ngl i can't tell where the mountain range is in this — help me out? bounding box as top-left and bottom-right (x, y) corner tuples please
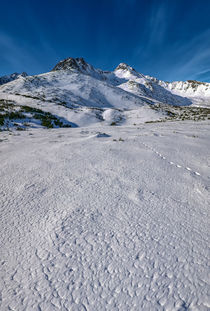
(0, 57), (210, 130)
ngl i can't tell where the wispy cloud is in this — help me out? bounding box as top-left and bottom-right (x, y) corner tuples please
(147, 2), (167, 47)
(133, 2), (210, 82)
(0, 29), (59, 75)
(0, 32), (34, 70)
(166, 29), (210, 81)
(195, 69), (210, 81)
(0, 1), (59, 76)
(133, 1), (171, 60)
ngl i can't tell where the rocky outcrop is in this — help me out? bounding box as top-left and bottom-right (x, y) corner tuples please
(0, 72), (27, 85)
(52, 57), (92, 72)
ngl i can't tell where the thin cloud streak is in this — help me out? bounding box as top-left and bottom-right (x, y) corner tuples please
(166, 29), (210, 81)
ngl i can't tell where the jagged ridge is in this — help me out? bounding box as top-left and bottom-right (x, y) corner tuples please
(0, 72), (27, 86)
(1, 57), (210, 108)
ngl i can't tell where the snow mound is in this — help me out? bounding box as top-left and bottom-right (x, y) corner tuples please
(102, 109), (123, 124)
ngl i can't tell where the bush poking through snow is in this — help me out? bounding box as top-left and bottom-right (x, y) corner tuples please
(0, 100), (72, 130)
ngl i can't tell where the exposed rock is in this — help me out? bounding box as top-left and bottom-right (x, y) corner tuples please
(115, 63), (137, 72)
(52, 57), (91, 72)
(0, 72), (27, 85)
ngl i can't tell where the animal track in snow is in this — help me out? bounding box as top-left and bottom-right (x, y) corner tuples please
(141, 142), (201, 177)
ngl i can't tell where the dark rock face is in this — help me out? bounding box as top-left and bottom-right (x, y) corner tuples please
(52, 57), (89, 72)
(115, 63), (136, 72)
(187, 80), (206, 88)
(0, 72), (27, 86)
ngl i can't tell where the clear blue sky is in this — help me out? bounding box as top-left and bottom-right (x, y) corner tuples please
(1, 0), (210, 82)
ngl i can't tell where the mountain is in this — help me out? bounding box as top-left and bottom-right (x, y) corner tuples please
(0, 72), (28, 86)
(145, 75), (210, 107)
(0, 57), (209, 130)
(52, 58), (210, 106)
(1, 57), (210, 107)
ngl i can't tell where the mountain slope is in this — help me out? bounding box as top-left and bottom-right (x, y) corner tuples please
(0, 70), (145, 109)
(145, 75), (210, 107)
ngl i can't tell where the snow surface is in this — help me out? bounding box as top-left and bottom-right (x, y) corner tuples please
(0, 92), (164, 128)
(0, 121), (210, 310)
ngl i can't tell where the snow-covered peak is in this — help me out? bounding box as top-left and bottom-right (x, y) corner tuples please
(115, 63), (136, 73)
(51, 57), (107, 81)
(114, 63), (146, 82)
(0, 72), (27, 85)
(52, 57), (94, 73)
(144, 75), (210, 106)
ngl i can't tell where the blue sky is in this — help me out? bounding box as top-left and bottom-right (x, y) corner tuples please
(1, 0), (210, 82)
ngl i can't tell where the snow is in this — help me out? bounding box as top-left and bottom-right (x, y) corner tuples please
(0, 70), (146, 110)
(0, 57), (210, 310)
(145, 76), (210, 107)
(0, 92), (166, 128)
(0, 121), (210, 310)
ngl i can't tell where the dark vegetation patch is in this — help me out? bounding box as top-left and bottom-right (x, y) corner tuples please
(149, 103), (210, 123)
(0, 99), (72, 130)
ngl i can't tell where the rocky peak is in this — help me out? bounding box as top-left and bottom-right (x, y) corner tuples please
(52, 57), (92, 72)
(0, 72), (28, 86)
(115, 63), (136, 73)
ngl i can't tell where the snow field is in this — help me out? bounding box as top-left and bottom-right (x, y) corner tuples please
(0, 121), (210, 310)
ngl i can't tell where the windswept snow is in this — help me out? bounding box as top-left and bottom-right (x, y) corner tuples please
(0, 57), (210, 310)
(0, 121), (210, 310)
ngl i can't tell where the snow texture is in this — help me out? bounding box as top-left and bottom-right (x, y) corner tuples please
(0, 121), (210, 310)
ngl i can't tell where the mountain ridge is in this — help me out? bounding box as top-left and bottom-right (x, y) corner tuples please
(0, 72), (28, 86)
(1, 57), (210, 108)
(0, 57), (210, 130)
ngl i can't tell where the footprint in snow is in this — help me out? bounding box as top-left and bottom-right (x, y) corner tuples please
(142, 142), (201, 177)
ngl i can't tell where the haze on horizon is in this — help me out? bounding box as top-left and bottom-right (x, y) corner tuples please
(0, 0), (210, 82)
